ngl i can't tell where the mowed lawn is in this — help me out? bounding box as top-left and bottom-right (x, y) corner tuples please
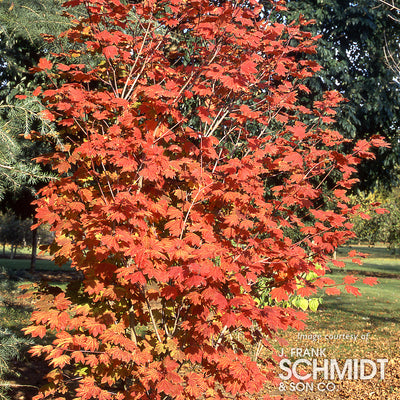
(0, 244), (399, 399)
(272, 244), (400, 399)
(0, 257), (72, 272)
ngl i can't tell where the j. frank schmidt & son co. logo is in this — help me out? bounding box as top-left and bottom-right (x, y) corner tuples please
(277, 332), (388, 393)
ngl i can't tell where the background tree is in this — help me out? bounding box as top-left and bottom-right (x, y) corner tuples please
(262, 0), (400, 189)
(381, 0), (400, 77)
(351, 186), (400, 251)
(0, 212), (32, 258)
(0, 0), (69, 100)
(0, 0), (71, 269)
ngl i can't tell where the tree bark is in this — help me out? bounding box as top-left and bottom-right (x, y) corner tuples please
(10, 244), (15, 259)
(30, 219), (38, 274)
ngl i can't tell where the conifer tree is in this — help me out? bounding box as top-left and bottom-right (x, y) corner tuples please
(0, 0), (68, 198)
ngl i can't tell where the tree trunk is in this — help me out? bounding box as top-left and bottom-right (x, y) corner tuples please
(30, 222), (38, 274)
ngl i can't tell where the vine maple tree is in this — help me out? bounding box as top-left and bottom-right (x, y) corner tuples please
(23, 0), (386, 399)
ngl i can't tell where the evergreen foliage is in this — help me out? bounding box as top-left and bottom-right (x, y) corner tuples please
(0, 97), (56, 199)
(0, 0), (67, 100)
(0, 328), (32, 400)
(0, 270), (33, 400)
(0, 0), (69, 198)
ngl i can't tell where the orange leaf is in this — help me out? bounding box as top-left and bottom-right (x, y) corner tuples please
(343, 275), (358, 285)
(325, 287), (341, 296)
(363, 277), (378, 286)
(54, 293), (71, 311)
(270, 287), (288, 302)
(345, 285), (361, 296)
(50, 354), (71, 368)
(103, 45), (118, 59)
(33, 86), (42, 96)
(23, 325), (47, 339)
(240, 59), (258, 75)
(375, 208), (389, 214)
(38, 58), (53, 70)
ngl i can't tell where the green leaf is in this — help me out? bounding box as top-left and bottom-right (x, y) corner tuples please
(309, 298), (320, 312)
(298, 298), (309, 311)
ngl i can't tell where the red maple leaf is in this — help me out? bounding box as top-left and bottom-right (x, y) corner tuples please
(270, 287), (289, 302)
(343, 275), (358, 285)
(103, 45), (118, 59)
(240, 59), (258, 75)
(325, 287), (341, 296)
(363, 277), (379, 286)
(345, 285), (361, 296)
(38, 58), (53, 70)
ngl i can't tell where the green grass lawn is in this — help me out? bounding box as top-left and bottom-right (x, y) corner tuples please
(0, 245), (72, 272)
(303, 273), (400, 354)
(289, 245), (400, 353)
(273, 244), (400, 398)
(336, 243), (400, 275)
(0, 257), (71, 272)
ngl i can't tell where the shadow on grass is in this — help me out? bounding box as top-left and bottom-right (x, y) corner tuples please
(331, 266), (400, 278)
(338, 244), (400, 259)
(0, 256), (72, 272)
(314, 297), (400, 331)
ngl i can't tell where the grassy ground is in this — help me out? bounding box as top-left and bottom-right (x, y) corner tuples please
(0, 257), (71, 272)
(270, 244), (400, 399)
(336, 243), (400, 276)
(0, 244), (399, 399)
(0, 245), (71, 272)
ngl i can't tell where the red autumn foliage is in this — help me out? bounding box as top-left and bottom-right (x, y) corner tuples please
(24, 0), (383, 399)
